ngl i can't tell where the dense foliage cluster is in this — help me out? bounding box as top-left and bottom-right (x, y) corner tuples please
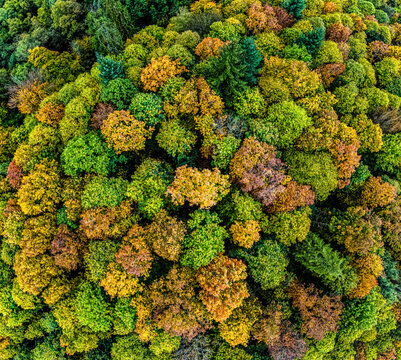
(2, 0), (401, 359)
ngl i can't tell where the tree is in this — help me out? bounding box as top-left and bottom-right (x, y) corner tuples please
(146, 209), (186, 261)
(101, 110), (152, 154)
(283, 0), (306, 20)
(285, 150), (338, 201)
(262, 207), (311, 246)
(195, 37), (226, 60)
(129, 93), (165, 127)
(180, 210), (228, 269)
(245, 239), (289, 290)
(79, 200), (135, 240)
(197, 254), (249, 322)
(51, 224), (85, 272)
(81, 176), (128, 209)
(289, 280), (343, 340)
(74, 281), (112, 333)
(294, 233), (358, 295)
(201, 41), (247, 107)
(141, 55), (185, 92)
(97, 54), (125, 84)
(147, 266), (212, 339)
(100, 78), (137, 110)
(8, 80), (47, 115)
(17, 159), (61, 216)
(126, 159), (173, 219)
(51, 0), (84, 40)
(61, 131), (119, 177)
(20, 213), (56, 257)
(156, 119), (197, 159)
(28, 46), (83, 85)
(230, 137), (314, 210)
(100, 262), (143, 299)
(115, 224), (153, 277)
(13, 251), (61, 296)
(241, 37), (262, 86)
(230, 220), (261, 249)
(265, 101), (312, 148)
(218, 299), (261, 347)
(167, 165), (230, 209)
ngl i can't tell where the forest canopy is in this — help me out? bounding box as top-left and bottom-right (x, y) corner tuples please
(1, 0), (401, 359)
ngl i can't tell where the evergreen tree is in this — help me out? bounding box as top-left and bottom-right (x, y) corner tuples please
(241, 37), (262, 86)
(97, 54), (125, 84)
(201, 41), (247, 107)
(294, 233), (358, 295)
(297, 27), (325, 55)
(283, 0), (306, 20)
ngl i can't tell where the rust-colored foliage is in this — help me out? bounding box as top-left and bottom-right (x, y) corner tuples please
(148, 266), (212, 339)
(230, 220), (261, 248)
(90, 103), (115, 129)
(166, 165), (230, 209)
(266, 321), (307, 360)
(141, 55), (185, 92)
(349, 253), (384, 299)
(367, 41), (390, 62)
(327, 23), (351, 43)
(323, 2), (337, 13)
(196, 254), (249, 322)
(273, 6), (295, 29)
(7, 160), (25, 189)
(115, 224), (153, 277)
(101, 110), (153, 154)
(8, 80), (47, 114)
(371, 107), (401, 134)
(230, 137), (286, 206)
(51, 224), (85, 271)
(267, 180), (315, 213)
(36, 101), (65, 127)
(316, 63), (346, 88)
(252, 305), (283, 346)
(288, 280), (343, 340)
(195, 37), (227, 60)
(79, 199), (134, 239)
(21, 213), (57, 257)
(230, 137), (314, 210)
(146, 209), (186, 261)
(246, 3), (281, 34)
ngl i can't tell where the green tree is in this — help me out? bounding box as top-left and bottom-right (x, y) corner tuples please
(283, 0), (306, 20)
(285, 150), (338, 201)
(245, 239), (289, 290)
(97, 54), (125, 84)
(181, 210), (228, 269)
(100, 78), (137, 110)
(81, 176), (128, 209)
(74, 281), (112, 333)
(265, 101), (312, 148)
(126, 159), (173, 219)
(60, 131), (120, 177)
(294, 233), (358, 295)
(129, 93), (165, 127)
(241, 37), (262, 86)
(201, 41), (247, 107)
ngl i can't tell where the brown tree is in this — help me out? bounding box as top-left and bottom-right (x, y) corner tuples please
(288, 280), (343, 340)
